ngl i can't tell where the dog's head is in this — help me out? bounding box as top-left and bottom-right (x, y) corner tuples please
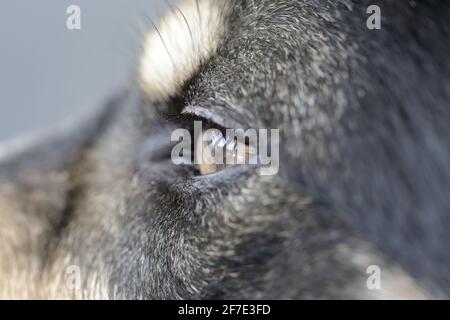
(1, 0), (450, 299)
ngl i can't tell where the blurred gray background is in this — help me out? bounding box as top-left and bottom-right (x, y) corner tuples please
(0, 0), (169, 140)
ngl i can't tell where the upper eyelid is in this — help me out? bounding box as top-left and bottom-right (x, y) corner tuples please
(162, 112), (228, 134)
(182, 105), (252, 130)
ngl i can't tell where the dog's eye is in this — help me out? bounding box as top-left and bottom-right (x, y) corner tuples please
(195, 128), (253, 176)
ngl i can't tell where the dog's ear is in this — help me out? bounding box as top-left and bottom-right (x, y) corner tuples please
(0, 93), (122, 299)
(0, 93), (119, 238)
(0, 93), (124, 180)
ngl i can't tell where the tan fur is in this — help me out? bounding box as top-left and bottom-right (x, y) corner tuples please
(0, 172), (67, 299)
(0, 169), (115, 299)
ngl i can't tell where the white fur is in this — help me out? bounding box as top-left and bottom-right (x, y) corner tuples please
(139, 0), (226, 101)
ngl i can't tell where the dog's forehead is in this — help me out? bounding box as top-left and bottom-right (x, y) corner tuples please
(138, 0), (326, 115)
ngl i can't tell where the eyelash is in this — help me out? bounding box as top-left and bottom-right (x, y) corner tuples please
(163, 111), (212, 129)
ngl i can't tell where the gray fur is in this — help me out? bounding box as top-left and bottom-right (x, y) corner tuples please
(0, 0), (449, 299)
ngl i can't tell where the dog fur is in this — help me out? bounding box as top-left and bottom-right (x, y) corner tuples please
(1, 0), (449, 299)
